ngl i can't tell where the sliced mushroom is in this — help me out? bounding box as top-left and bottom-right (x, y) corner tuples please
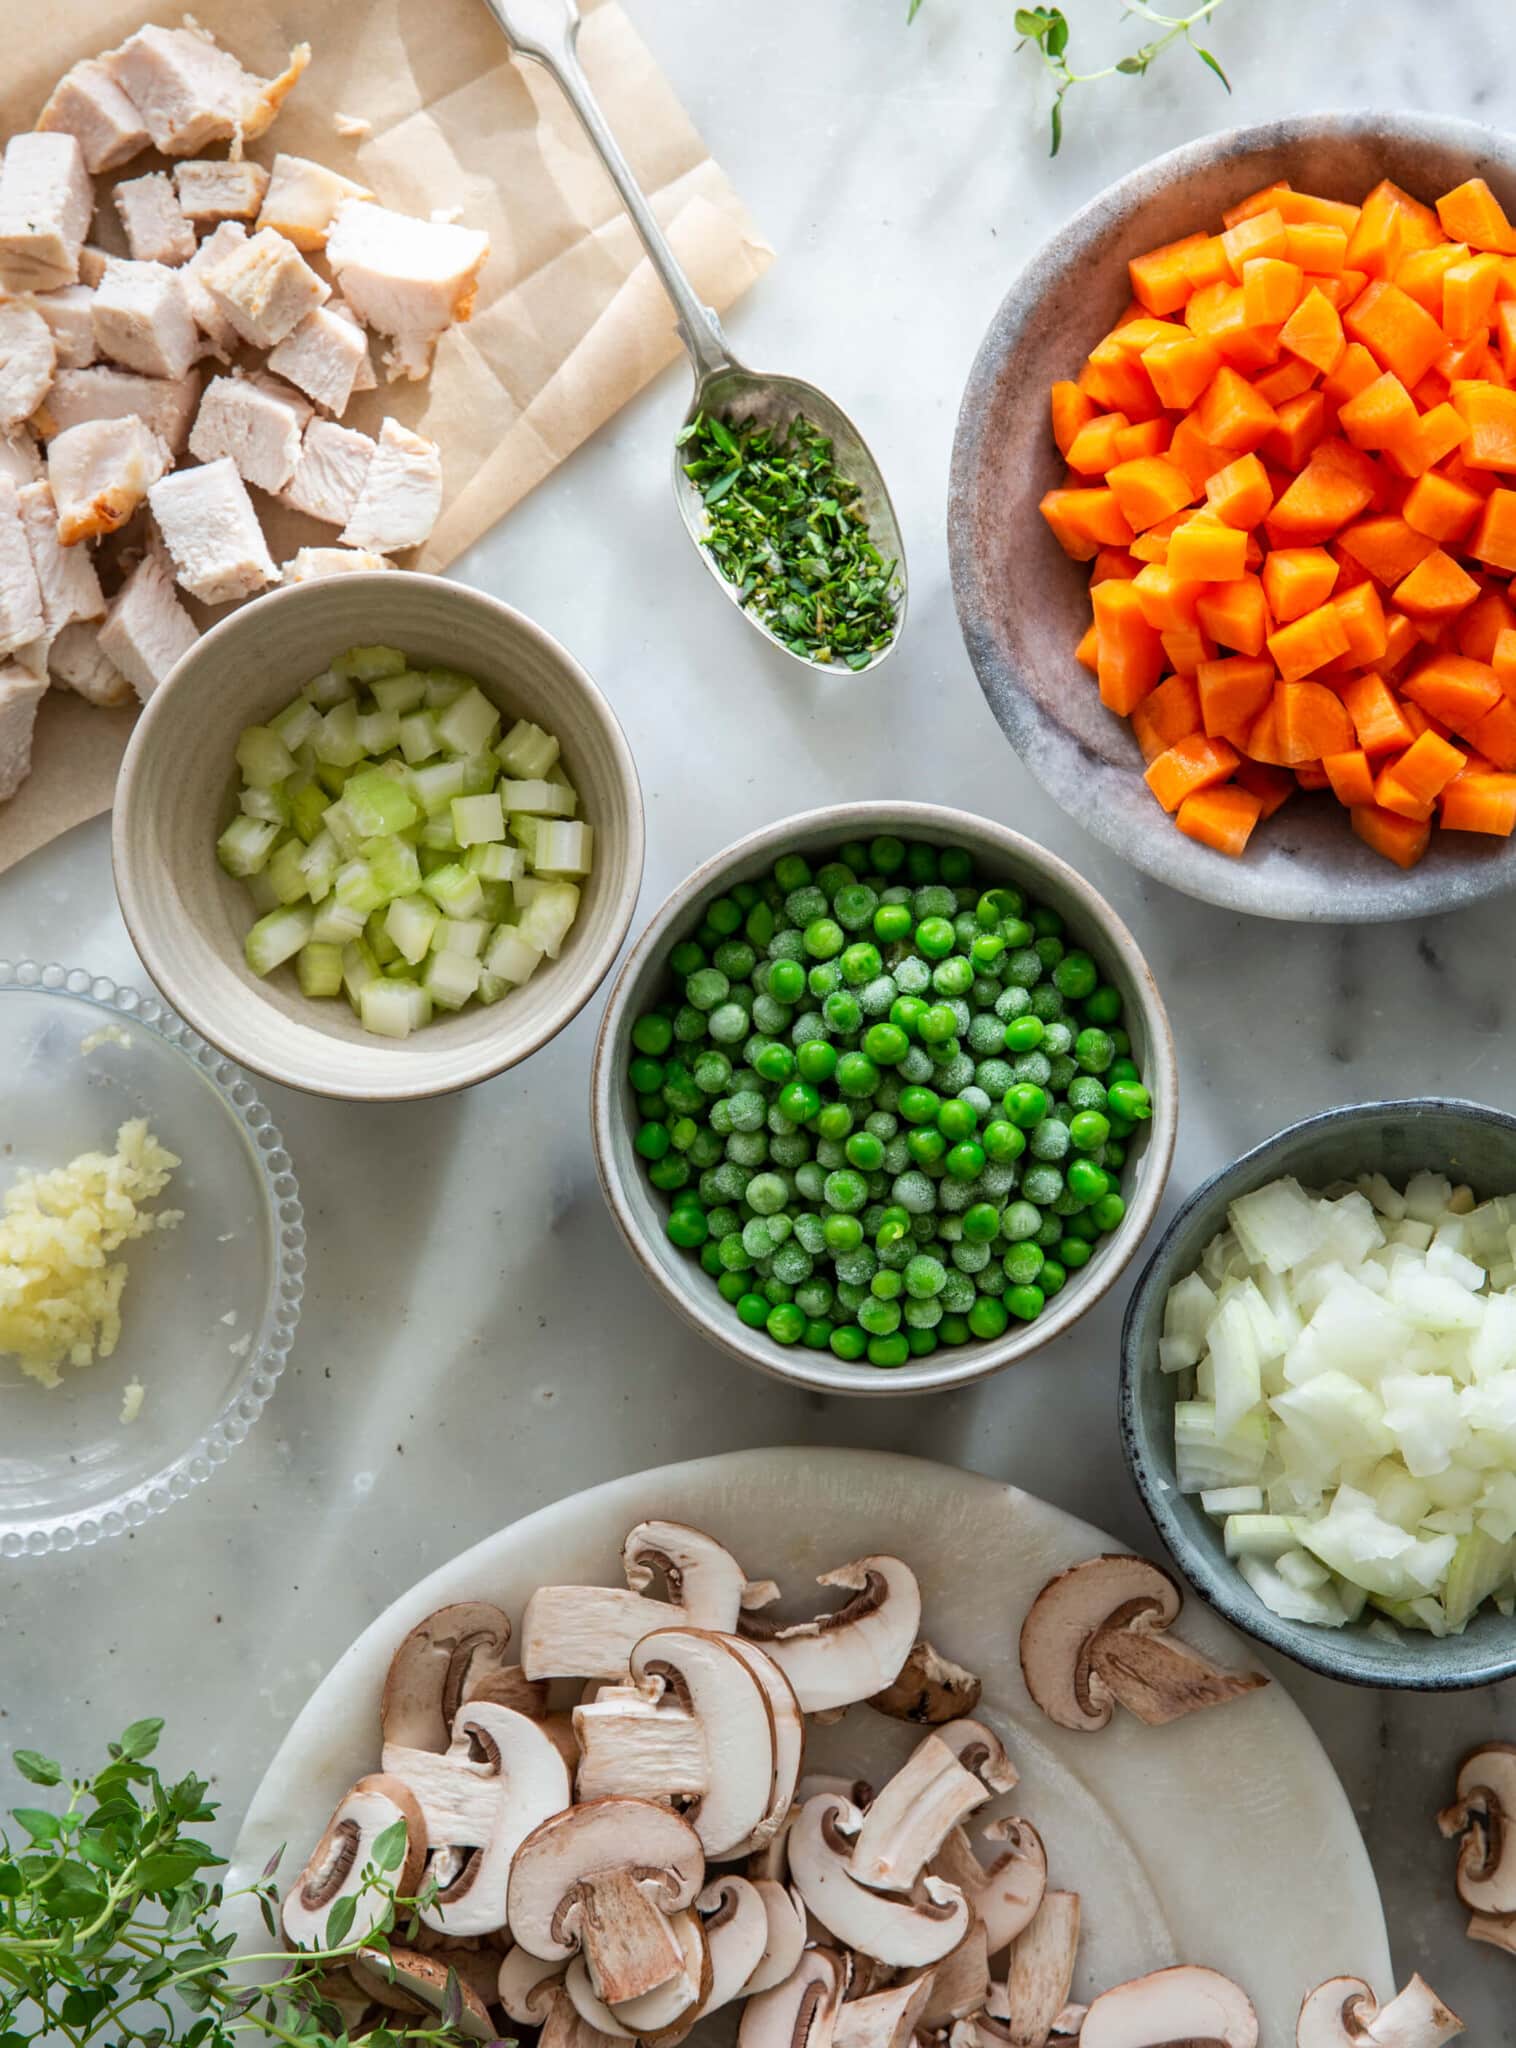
(740, 1557), (922, 1714)
(1019, 1557), (1266, 1733)
(918, 1921), (991, 2029)
(1078, 1966), (1257, 2048)
(380, 1602), (515, 1752)
(1436, 1742), (1516, 1916)
(726, 1632), (808, 1840)
(929, 1818), (1047, 1957)
(997, 1890), (1080, 2048)
(695, 1876), (772, 2015)
(1360, 1979), (1464, 2048)
(623, 1520), (777, 1628)
(539, 1980), (634, 2048)
(870, 1641), (983, 1725)
(348, 1947), (494, 2042)
(466, 1663), (551, 1719)
(744, 1879), (810, 1996)
(498, 1943), (569, 2023)
(1297, 1977), (1378, 2048)
(850, 1720), (1016, 1895)
(607, 1907), (711, 2043)
(282, 1773), (426, 1949)
(800, 1774), (877, 1808)
(788, 1793), (970, 1967)
(835, 1972), (937, 2048)
(507, 1796), (705, 2005)
(739, 1945), (850, 2048)
(1466, 1912), (1516, 1953)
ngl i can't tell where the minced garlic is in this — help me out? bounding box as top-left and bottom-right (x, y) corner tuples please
(0, 1120), (181, 1388)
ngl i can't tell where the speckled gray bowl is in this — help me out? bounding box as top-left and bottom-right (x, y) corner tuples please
(1122, 1099), (1516, 1688)
(950, 112), (1516, 924)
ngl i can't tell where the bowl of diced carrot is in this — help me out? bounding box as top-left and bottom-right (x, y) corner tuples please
(949, 112), (1516, 920)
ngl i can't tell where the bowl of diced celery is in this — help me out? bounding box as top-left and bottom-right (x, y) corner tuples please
(591, 802), (1177, 1395)
(113, 573), (644, 1101)
(1122, 1098), (1516, 1689)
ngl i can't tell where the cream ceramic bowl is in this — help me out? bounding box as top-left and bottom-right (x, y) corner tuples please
(113, 574), (644, 1101)
(591, 803), (1178, 1396)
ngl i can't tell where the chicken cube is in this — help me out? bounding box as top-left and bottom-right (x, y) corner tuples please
(0, 132), (93, 293)
(181, 222), (245, 359)
(256, 152), (373, 253)
(114, 172), (196, 266)
(36, 59), (150, 176)
(340, 418), (443, 553)
(35, 286), (97, 370)
(0, 304), (56, 429)
(18, 480), (104, 643)
(0, 662), (48, 797)
(326, 201), (489, 380)
(47, 415), (170, 544)
(48, 618), (131, 705)
(0, 479), (45, 658)
(282, 419), (374, 526)
(246, 370), (312, 430)
(92, 259), (199, 381)
(266, 303), (372, 415)
(103, 25), (308, 156)
(97, 548), (197, 703)
(189, 374), (304, 494)
(332, 301), (377, 393)
(149, 457), (276, 604)
(0, 431), (42, 488)
(173, 158), (269, 225)
(281, 545), (392, 584)
(202, 225), (327, 349)
(42, 366), (200, 456)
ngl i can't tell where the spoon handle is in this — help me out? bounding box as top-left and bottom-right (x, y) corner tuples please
(478, 0), (736, 385)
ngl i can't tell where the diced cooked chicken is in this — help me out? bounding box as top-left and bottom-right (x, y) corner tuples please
(181, 222), (245, 358)
(47, 415), (170, 544)
(202, 225), (327, 349)
(189, 374), (304, 493)
(35, 286), (97, 370)
(92, 259), (199, 380)
(36, 59), (150, 175)
(173, 158), (268, 225)
(0, 663), (48, 798)
(103, 25), (309, 157)
(281, 418), (373, 526)
(0, 431), (42, 488)
(332, 301), (377, 393)
(18, 480), (104, 644)
(148, 457), (275, 603)
(0, 304), (56, 429)
(245, 369), (312, 430)
(0, 479), (45, 657)
(256, 152), (373, 253)
(340, 417), (442, 552)
(281, 544), (392, 583)
(97, 547), (196, 702)
(41, 366), (200, 455)
(326, 201), (489, 380)
(0, 132), (93, 293)
(48, 618), (131, 705)
(266, 303), (372, 415)
(78, 245), (109, 288)
(114, 172), (195, 266)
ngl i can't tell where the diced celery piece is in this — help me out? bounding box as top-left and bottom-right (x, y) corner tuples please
(484, 924), (543, 987)
(358, 706), (402, 756)
(418, 814), (460, 852)
(266, 836), (311, 906)
(386, 893), (439, 965)
(530, 821), (593, 878)
(315, 758), (356, 799)
(334, 644), (407, 682)
(322, 798), (363, 859)
(315, 700), (365, 767)
(411, 759), (468, 815)
(236, 724), (297, 790)
(311, 898), (367, 944)
(518, 880), (579, 959)
(476, 969), (509, 1005)
(434, 916), (488, 959)
(302, 667), (354, 710)
(366, 909), (401, 967)
(341, 937), (380, 1010)
(334, 860), (387, 916)
(421, 862), (485, 919)
(464, 842), (523, 883)
(424, 948), (481, 1011)
(270, 695), (324, 752)
(245, 870), (280, 913)
(509, 815), (541, 864)
(424, 667), (472, 708)
(287, 776), (328, 843)
(546, 769), (578, 816)
(245, 904), (313, 977)
(500, 777), (575, 816)
(452, 792), (505, 846)
(477, 880), (515, 925)
(239, 784), (290, 826)
(360, 977), (431, 1038)
(361, 835), (422, 901)
(497, 717), (560, 780)
(435, 686), (501, 757)
(296, 941), (344, 998)
(217, 814), (280, 877)
(456, 751), (499, 797)
(340, 768), (420, 839)
(370, 670), (429, 715)
(297, 829), (341, 902)
(399, 710), (442, 765)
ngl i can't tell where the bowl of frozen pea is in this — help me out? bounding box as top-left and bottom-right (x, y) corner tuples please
(591, 803), (1178, 1394)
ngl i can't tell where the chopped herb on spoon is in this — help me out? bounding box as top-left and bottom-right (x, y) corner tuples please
(678, 412), (900, 670)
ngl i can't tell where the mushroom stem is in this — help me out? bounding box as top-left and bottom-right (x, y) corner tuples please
(1085, 1625), (1267, 1727)
(1000, 1891), (1080, 2048)
(1362, 1977), (1463, 2048)
(578, 1868), (689, 2006)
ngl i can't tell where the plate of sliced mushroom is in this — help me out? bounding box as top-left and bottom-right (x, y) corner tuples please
(227, 1448), (1405, 2048)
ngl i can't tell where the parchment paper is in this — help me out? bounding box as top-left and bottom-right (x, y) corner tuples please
(0, 0), (772, 875)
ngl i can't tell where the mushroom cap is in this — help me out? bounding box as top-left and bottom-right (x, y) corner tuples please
(788, 1793), (971, 1969)
(281, 1772), (426, 1950)
(744, 1879), (809, 1997)
(930, 1818), (1047, 1958)
(498, 1943), (569, 2023)
(868, 1641), (983, 1726)
(628, 1627), (780, 1859)
(1297, 1977), (1377, 2048)
(414, 1702), (574, 1938)
(507, 1796), (706, 1964)
(1443, 1743), (1516, 1916)
(696, 1876), (771, 2015)
(834, 1971), (937, 2048)
(380, 1602), (513, 1753)
(1018, 1557), (1181, 1733)
(623, 1521), (753, 1631)
(738, 1943), (849, 2048)
(740, 1556), (922, 1715)
(348, 1946), (495, 2042)
(1079, 1965), (1258, 2048)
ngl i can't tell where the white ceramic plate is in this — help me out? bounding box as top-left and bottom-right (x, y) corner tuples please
(228, 1449), (1391, 2043)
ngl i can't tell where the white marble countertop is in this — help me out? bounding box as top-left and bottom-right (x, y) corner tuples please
(3, 0), (1513, 2033)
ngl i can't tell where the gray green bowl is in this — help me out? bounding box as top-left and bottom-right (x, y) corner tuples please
(1121, 1099), (1516, 1689)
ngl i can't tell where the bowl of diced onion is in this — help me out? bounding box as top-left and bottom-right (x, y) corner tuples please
(1122, 1098), (1516, 1688)
(113, 573), (644, 1101)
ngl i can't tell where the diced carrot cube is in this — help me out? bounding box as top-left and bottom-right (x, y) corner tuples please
(1284, 222), (1349, 274)
(1492, 625), (1516, 691)
(1394, 548), (1483, 618)
(1444, 252), (1504, 340)
(1279, 286), (1346, 375)
(1245, 699), (1289, 765)
(1469, 486), (1516, 572)
(1091, 578), (1167, 713)
(1181, 235), (1232, 291)
(1223, 183), (1294, 229)
(1340, 668), (1416, 753)
(1496, 301), (1516, 380)
(1403, 470), (1484, 543)
(1051, 381), (1098, 458)
(1395, 402), (1471, 479)
(1322, 341), (1383, 409)
(1195, 574), (1269, 657)
(1131, 563), (1204, 633)
(1264, 390), (1329, 470)
(1066, 412), (1131, 475)
(1436, 178), (1516, 256)
(1186, 282), (1281, 372)
(1129, 232), (1208, 315)
(1144, 732), (1240, 812)
(1222, 209), (1288, 278)
(1372, 762), (1435, 821)
(1267, 601), (1352, 681)
(1452, 381), (1516, 471)
(1227, 184), (1360, 234)
(1235, 758), (1296, 816)
(1243, 257), (1305, 327)
(1079, 341), (1164, 421)
(1129, 672), (1203, 763)
(1266, 441), (1378, 544)
(1338, 371), (1419, 456)
(1316, 271), (1372, 311)
(1090, 548), (1139, 584)
(1395, 241), (1467, 313)
(1350, 802), (1431, 867)
(1166, 515), (1249, 582)
(1160, 622), (1213, 675)
(1401, 651), (1503, 732)
(1107, 314), (1185, 354)
(1040, 487), (1135, 560)
(1393, 729), (1468, 804)
(1335, 514), (1436, 585)
(1347, 180), (1444, 281)
(1472, 695), (1516, 768)
(1074, 622), (1099, 672)
(1262, 546), (1338, 623)
(1140, 333), (1221, 410)
(1175, 783), (1263, 856)
(1195, 365), (1280, 452)
(1440, 770), (1516, 834)
(1323, 748), (1376, 806)
(1196, 654), (1276, 740)
(1112, 418), (1173, 462)
(1204, 452), (1274, 528)
(1254, 359), (1320, 407)
(1105, 456), (1199, 533)
(1457, 589), (1516, 662)
(1167, 414), (1232, 496)
(1277, 677), (1355, 761)
(1344, 279), (1448, 388)
(1332, 580), (1389, 666)
(1380, 612), (1422, 677)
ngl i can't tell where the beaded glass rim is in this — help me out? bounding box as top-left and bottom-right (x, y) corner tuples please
(0, 961), (306, 1559)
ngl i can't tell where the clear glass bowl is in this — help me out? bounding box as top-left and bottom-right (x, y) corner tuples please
(0, 962), (305, 1556)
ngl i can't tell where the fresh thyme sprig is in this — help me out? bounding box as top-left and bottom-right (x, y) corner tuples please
(0, 1724), (486, 2048)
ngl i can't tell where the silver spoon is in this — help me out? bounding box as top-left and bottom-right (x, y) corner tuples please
(477, 0), (907, 675)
